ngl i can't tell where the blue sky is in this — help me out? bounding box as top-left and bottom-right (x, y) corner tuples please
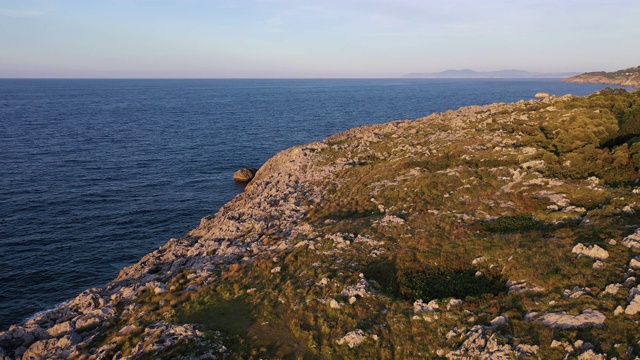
(1, 0), (639, 78)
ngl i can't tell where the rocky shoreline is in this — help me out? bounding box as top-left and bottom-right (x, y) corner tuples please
(0, 137), (334, 359)
(2, 89), (640, 359)
(563, 69), (640, 89)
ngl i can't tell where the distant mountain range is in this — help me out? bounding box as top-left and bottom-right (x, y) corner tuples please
(405, 69), (580, 79)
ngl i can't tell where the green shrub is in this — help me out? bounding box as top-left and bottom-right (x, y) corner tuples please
(396, 265), (505, 301)
(363, 259), (399, 295)
(481, 214), (546, 233)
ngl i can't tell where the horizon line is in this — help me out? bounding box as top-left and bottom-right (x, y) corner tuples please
(0, 76), (571, 80)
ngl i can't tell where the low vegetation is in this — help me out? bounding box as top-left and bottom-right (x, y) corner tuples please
(7, 88), (640, 359)
(171, 89), (640, 358)
(150, 88), (640, 359)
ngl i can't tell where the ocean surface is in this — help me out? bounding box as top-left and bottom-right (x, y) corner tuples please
(0, 78), (626, 330)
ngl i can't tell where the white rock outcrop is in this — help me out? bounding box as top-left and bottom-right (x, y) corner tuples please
(571, 243), (609, 260)
(622, 229), (640, 250)
(337, 329), (366, 348)
(340, 276), (372, 298)
(414, 299), (439, 313)
(538, 309), (606, 329)
(603, 283), (621, 296)
(446, 323), (538, 359)
(625, 285), (640, 315)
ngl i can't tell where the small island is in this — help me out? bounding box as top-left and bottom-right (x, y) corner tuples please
(564, 65), (640, 88)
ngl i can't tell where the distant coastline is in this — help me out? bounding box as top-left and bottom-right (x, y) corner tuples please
(405, 69), (580, 79)
(563, 66), (640, 88)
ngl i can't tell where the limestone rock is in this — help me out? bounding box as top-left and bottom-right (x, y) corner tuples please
(377, 214), (405, 225)
(515, 344), (539, 357)
(414, 299), (439, 313)
(563, 286), (591, 299)
(447, 299), (463, 311)
(117, 324), (138, 336)
(614, 306), (624, 315)
(625, 285), (640, 315)
(538, 309), (606, 329)
(520, 159), (546, 170)
(56, 332), (82, 348)
(340, 276), (371, 297)
(123, 322), (225, 359)
(328, 299), (341, 309)
(337, 329), (366, 348)
(233, 168), (257, 182)
(571, 243), (609, 260)
(506, 279), (544, 293)
(622, 229), (640, 250)
(70, 288), (105, 314)
(446, 325), (537, 359)
(75, 316), (101, 332)
(603, 283), (621, 296)
(46, 321), (73, 338)
(577, 349), (607, 360)
(489, 313), (508, 327)
(21, 339), (59, 360)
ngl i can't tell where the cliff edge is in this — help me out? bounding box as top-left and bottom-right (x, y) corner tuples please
(2, 89), (640, 359)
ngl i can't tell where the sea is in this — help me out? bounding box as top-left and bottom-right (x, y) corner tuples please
(0, 78), (626, 330)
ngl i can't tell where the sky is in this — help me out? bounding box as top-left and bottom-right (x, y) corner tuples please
(1, 0), (639, 78)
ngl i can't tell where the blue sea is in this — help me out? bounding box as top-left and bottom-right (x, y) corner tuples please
(0, 78), (624, 330)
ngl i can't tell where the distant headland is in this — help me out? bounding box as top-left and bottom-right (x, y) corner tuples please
(404, 69), (580, 79)
(563, 65), (640, 88)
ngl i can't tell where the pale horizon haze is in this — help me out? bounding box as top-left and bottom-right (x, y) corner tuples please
(1, 0), (639, 78)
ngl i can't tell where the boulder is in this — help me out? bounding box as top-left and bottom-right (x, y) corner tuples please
(233, 168), (257, 182)
(47, 321), (74, 337)
(446, 325), (538, 359)
(622, 229), (640, 250)
(538, 309), (606, 329)
(626, 286), (640, 315)
(337, 329), (366, 348)
(414, 299), (439, 313)
(22, 339), (58, 360)
(489, 313), (509, 327)
(571, 243), (609, 260)
(328, 299), (341, 309)
(603, 283), (621, 296)
(340, 277), (371, 297)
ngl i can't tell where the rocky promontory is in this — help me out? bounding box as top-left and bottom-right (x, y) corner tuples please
(2, 88), (640, 359)
(564, 66), (640, 88)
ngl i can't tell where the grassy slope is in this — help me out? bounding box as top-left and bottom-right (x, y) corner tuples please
(88, 89), (640, 359)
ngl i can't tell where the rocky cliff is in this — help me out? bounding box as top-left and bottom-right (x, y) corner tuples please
(2, 89), (640, 359)
(564, 66), (640, 88)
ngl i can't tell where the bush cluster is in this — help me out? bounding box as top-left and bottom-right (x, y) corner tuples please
(481, 214), (546, 233)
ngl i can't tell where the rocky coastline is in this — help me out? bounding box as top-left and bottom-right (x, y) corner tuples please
(564, 67), (640, 88)
(1, 137), (331, 359)
(2, 88), (640, 359)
